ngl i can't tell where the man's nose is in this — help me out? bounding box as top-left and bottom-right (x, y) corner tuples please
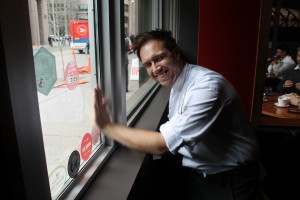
(152, 62), (161, 73)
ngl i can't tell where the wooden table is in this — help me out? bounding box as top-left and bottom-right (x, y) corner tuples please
(261, 92), (300, 126)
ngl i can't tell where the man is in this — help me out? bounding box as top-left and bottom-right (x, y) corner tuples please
(267, 44), (295, 79)
(277, 47), (300, 95)
(48, 35), (53, 47)
(130, 33), (135, 44)
(94, 29), (260, 200)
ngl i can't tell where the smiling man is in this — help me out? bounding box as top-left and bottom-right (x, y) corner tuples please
(94, 29), (261, 200)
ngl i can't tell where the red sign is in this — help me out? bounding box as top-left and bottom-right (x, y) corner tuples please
(64, 61), (79, 90)
(80, 133), (92, 161)
(76, 25), (88, 36)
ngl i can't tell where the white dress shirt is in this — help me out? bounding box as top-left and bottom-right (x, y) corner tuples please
(267, 55), (295, 79)
(160, 63), (259, 175)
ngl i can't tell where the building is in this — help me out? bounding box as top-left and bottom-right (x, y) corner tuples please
(28, 0), (88, 46)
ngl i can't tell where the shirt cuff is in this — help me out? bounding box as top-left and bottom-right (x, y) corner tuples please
(159, 122), (183, 154)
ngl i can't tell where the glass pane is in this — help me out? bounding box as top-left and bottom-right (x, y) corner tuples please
(28, 0), (104, 199)
(124, 0), (154, 111)
(261, 2), (300, 126)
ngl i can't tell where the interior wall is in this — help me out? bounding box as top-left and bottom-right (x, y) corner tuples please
(197, 0), (261, 117)
(177, 0), (199, 64)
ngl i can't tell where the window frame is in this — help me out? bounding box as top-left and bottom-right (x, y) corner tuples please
(0, 0), (180, 199)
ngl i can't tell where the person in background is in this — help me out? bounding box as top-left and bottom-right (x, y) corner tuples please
(266, 44), (295, 79)
(94, 29), (261, 200)
(130, 33), (135, 44)
(48, 35), (53, 47)
(277, 47), (300, 95)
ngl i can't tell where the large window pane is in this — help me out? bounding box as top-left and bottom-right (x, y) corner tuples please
(28, 0), (104, 199)
(124, 0), (179, 119)
(124, 0), (156, 117)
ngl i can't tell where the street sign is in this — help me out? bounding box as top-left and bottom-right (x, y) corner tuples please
(34, 46), (57, 95)
(130, 58), (140, 80)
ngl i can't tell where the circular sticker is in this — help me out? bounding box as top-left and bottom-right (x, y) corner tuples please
(64, 61), (79, 90)
(49, 166), (67, 199)
(91, 125), (101, 145)
(68, 150), (80, 178)
(80, 133), (92, 161)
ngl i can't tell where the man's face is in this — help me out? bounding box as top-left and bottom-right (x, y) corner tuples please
(139, 39), (182, 86)
(275, 49), (286, 58)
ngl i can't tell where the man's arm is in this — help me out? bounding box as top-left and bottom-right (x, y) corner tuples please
(94, 85), (168, 155)
(274, 60), (295, 77)
(103, 124), (168, 155)
(286, 93), (300, 106)
(277, 69), (291, 93)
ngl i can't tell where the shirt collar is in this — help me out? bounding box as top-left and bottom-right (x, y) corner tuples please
(172, 63), (188, 92)
(294, 64), (300, 70)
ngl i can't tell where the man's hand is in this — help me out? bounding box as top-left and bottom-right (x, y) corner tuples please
(93, 85), (168, 156)
(94, 85), (111, 130)
(284, 80), (294, 88)
(295, 83), (300, 90)
(285, 93), (300, 106)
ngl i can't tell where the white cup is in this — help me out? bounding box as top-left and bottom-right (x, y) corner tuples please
(277, 96), (290, 107)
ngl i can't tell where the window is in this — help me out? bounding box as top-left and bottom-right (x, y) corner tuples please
(124, 4), (129, 13)
(29, 0), (109, 199)
(124, 0), (180, 125)
(79, 4), (88, 11)
(2, 0), (180, 199)
(259, 0), (300, 127)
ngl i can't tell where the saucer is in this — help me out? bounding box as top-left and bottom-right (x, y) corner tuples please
(274, 103), (290, 108)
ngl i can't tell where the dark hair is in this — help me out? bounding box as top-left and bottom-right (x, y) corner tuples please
(276, 44), (290, 55)
(132, 29), (177, 60)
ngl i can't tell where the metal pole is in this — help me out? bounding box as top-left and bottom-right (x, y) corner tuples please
(52, 0), (56, 36)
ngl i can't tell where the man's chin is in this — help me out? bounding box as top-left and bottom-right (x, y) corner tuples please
(152, 77), (172, 86)
(158, 81), (172, 87)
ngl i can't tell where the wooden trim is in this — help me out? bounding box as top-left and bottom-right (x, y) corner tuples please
(251, 0), (274, 128)
(260, 117), (300, 127)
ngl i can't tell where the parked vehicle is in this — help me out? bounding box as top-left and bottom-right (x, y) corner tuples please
(70, 20), (89, 54)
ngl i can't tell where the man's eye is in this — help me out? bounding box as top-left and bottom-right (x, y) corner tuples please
(155, 54), (165, 62)
(144, 63), (151, 69)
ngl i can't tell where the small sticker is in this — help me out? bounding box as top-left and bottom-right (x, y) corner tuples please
(49, 166), (67, 199)
(68, 150), (80, 178)
(64, 61), (79, 90)
(91, 125), (101, 145)
(80, 133), (92, 161)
